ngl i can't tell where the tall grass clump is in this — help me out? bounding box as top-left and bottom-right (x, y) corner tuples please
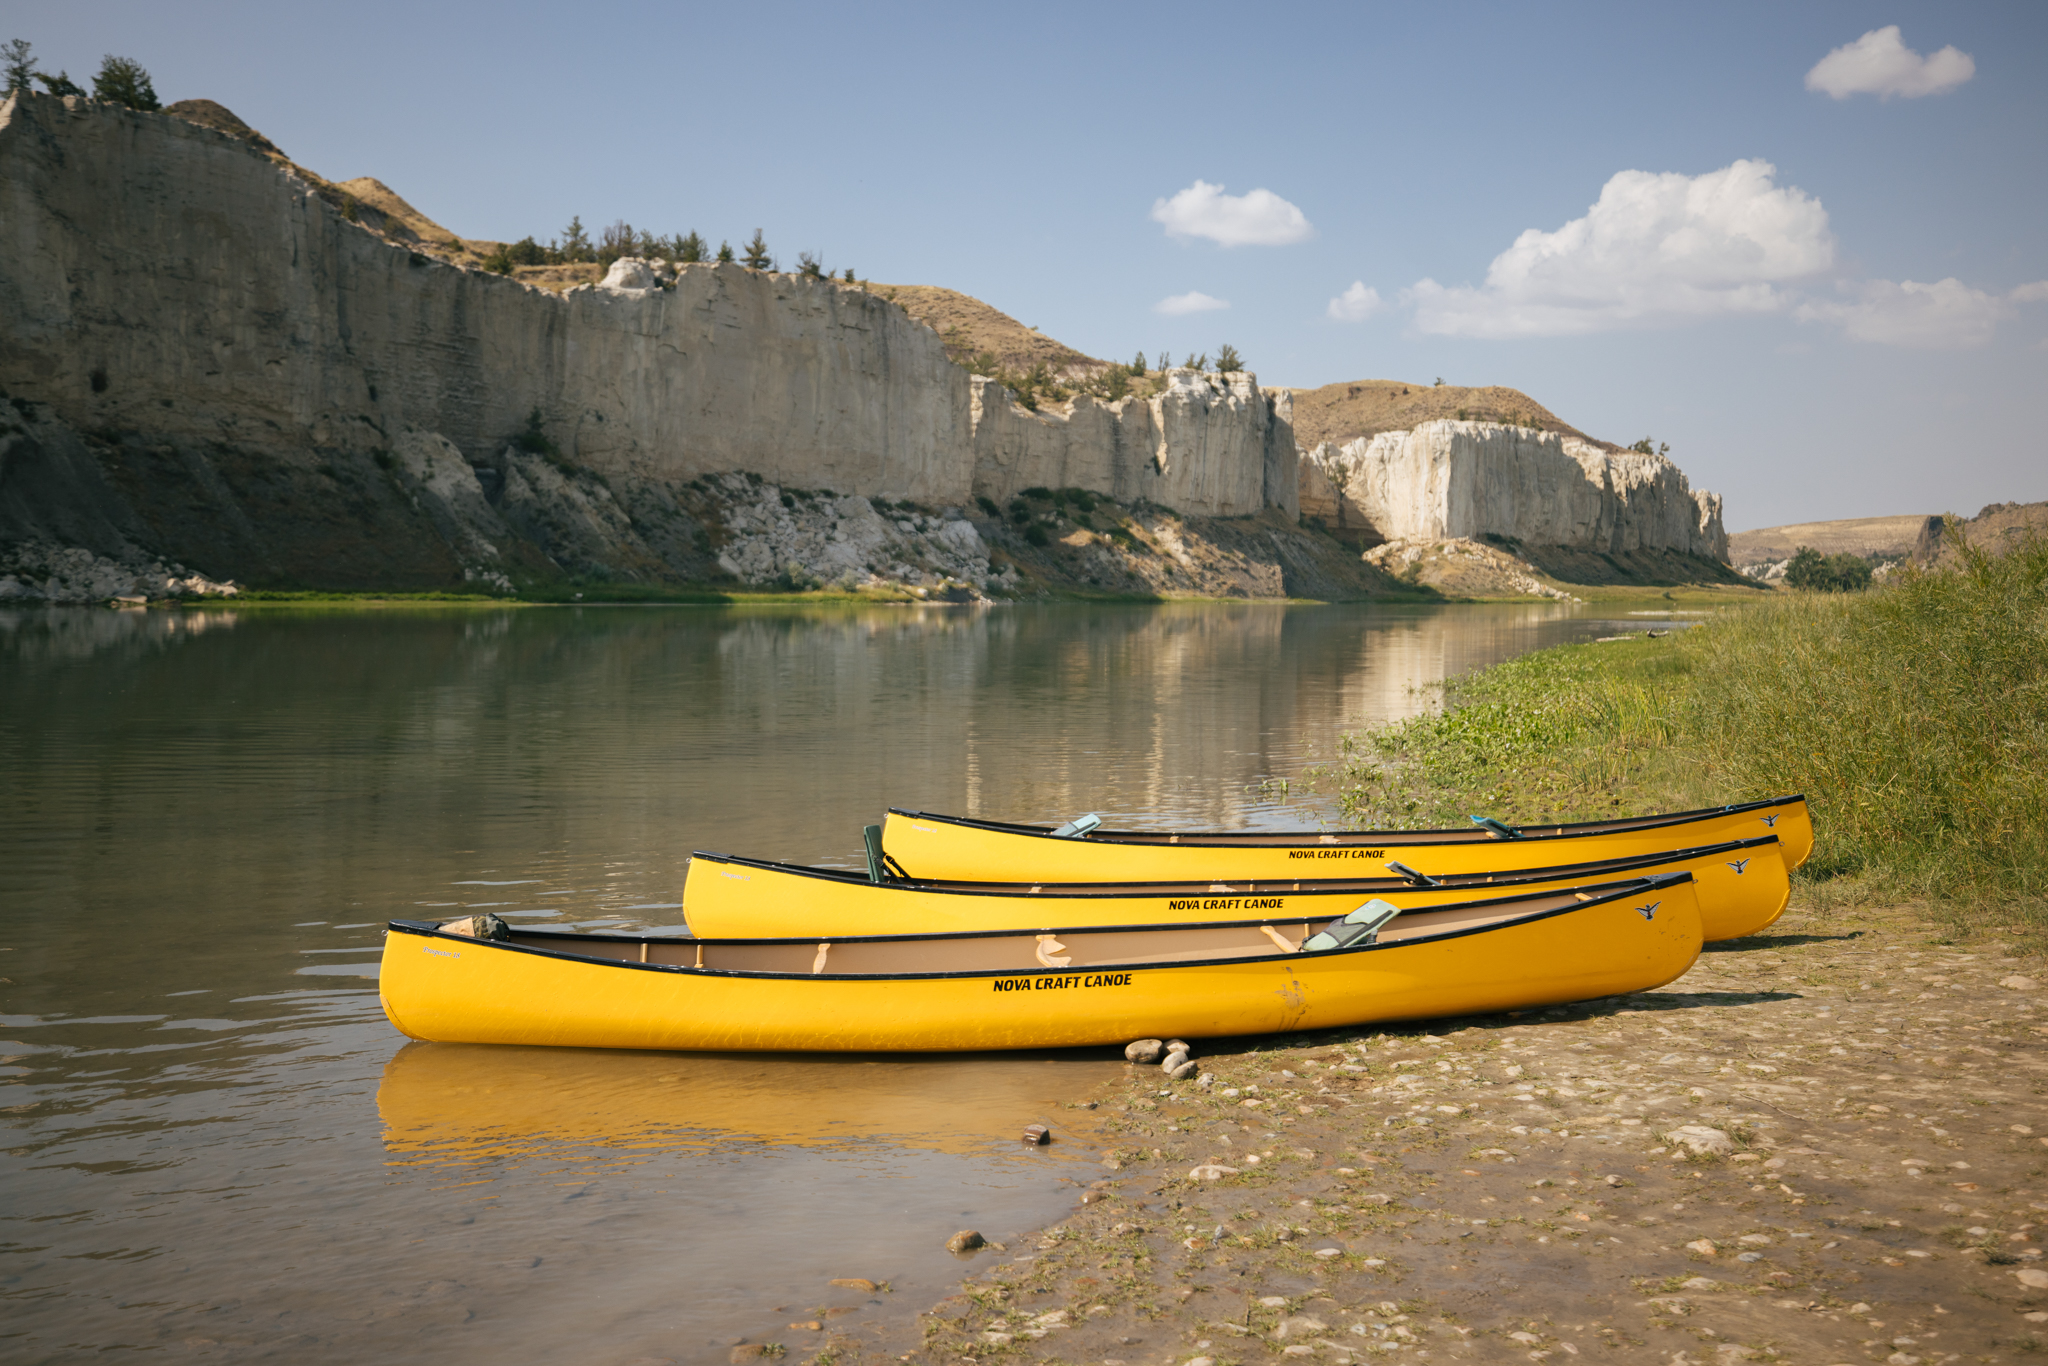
(1679, 533), (2047, 904)
(1331, 532), (2048, 916)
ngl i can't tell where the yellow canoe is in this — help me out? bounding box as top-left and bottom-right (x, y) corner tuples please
(378, 873), (1703, 1053)
(683, 835), (1785, 944)
(881, 795), (1812, 885)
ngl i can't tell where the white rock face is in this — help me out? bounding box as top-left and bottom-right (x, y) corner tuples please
(968, 368), (1297, 517)
(1303, 421), (1726, 559)
(0, 92), (1291, 535)
(599, 256), (658, 291)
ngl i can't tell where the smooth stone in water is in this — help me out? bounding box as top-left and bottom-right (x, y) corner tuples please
(946, 1230), (986, 1253)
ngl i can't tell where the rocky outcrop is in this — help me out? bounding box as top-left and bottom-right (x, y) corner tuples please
(1301, 420), (1726, 562)
(0, 91), (1296, 594)
(1912, 501), (2048, 565)
(969, 370), (1299, 518)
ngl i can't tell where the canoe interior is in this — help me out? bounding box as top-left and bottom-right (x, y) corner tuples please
(411, 874), (1689, 981)
(690, 835), (1776, 901)
(886, 794), (1803, 848)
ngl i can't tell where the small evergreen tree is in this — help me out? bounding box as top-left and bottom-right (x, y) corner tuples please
(676, 230), (707, 263)
(1103, 367), (1130, 402)
(797, 250), (824, 279)
(556, 216), (593, 263)
(4, 38), (38, 94)
(505, 236), (547, 267)
(716, 240), (735, 263)
(91, 55), (159, 111)
(1130, 349), (1147, 375)
(1214, 343), (1244, 373)
(742, 229), (772, 269)
(37, 69), (84, 96)
(842, 266), (856, 283)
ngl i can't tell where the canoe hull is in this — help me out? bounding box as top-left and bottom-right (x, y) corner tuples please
(882, 797), (1812, 886)
(683, 838), (1788, 944)
(378, 882), (1703, 1053)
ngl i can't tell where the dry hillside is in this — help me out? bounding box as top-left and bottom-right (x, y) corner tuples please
(1725, 514), (1931, 568)
(1289, 379), (1598, 451)
(870, 284), (1105, 377)
(163, 100), (498, 268)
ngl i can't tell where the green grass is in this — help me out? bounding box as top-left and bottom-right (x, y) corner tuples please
(1328, 533), (2048, 924)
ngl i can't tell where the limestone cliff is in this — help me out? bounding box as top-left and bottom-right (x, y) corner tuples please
(1300, 421), (1726, 563)
(0, 91), (1299, 598)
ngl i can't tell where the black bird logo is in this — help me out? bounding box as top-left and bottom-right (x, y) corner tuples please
(1726, 858), (1751, 875)
(1635, 901), (1661, 921)
(1760, 814), (1779, 828)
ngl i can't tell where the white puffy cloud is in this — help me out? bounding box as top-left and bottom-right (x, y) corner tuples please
(1794, 278), (2009, 348)
(1326, 282), (1385, 322)
(1407, 159), (1833, 338)
(1806, 26), (1975, 99)
(1155, 291), (1230, 316)
(1150, 180), (1313, 247)
(2012, 281), (2048, 304)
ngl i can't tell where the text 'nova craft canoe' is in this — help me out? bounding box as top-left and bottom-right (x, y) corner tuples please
(880, 796), (1812, 885)
(682, 836), (1786, 945)
(378, 873), (1703, 1053)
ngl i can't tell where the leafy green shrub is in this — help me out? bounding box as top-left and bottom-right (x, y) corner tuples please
(975, 495), (1000, 517)
(1024, 524), (1051, 547)
(798, 251), (824, 278)
(1020, 487), (1053, 501)
(1785, 546), (1873, 592)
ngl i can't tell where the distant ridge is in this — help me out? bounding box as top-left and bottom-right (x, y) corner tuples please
(872, 284), (1105, 377)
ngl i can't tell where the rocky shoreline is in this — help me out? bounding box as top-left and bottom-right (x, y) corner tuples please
(768, 901), (2044, 1365)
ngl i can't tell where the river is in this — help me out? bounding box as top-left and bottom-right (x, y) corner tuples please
(0, 599), (1690, 1364)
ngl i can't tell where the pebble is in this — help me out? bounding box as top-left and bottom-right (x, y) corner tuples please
(2017, 1268), (2048, 1289)
(1186, 1164), (1240, 1181)
(828, 1278), (877, 1291)
(1125, 1039), (1165, 1064)
(945, 1230), (985, 1253)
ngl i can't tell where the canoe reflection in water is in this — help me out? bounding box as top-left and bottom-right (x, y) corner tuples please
(377, 1042), (1121, 1164)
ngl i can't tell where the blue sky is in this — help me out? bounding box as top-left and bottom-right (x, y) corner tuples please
(12, 0), (2046, 529)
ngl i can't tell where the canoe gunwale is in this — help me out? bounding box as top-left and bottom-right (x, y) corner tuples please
(884, 794), (1807, 848)
(688, 835), (1779, 900)
(386, 871), (1694, 984)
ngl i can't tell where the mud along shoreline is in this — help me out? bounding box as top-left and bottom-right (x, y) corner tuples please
(781, 902), (2046, 1365)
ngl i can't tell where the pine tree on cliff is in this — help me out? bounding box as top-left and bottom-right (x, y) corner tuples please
(38, 69), (84, 96)
(92, 55), (159, 111)
(742, 229), (773, 270)
(675, 231), (707, 263)
(556, 216), (593, 263)
(4, 38), (37, 94)
(716, 240), (735, 263)
(1214, 343), (1244, 374)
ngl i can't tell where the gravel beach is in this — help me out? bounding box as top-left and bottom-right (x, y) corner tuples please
(790, 902), (2047, 1365)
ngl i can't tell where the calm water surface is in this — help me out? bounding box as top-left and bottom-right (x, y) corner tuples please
(0, 600), (1690, 1364)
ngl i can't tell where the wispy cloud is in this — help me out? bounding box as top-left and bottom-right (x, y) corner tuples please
(1407, 160), (1833, 338)
(1326, 282), (1385, 322)
(1155, 291), (1230, 316)
(1806, 26), (1974, 100)
(1150, 181), (1312, 247)
(1798, 278), (2048, 348)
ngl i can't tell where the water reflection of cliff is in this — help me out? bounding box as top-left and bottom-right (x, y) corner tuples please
(1, 601), (1604, 950)
(378, 1041), (1117, 1165)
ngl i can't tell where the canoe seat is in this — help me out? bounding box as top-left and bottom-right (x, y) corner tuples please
(1301, 899), (1401, 952)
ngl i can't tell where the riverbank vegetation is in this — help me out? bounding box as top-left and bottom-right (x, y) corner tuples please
(1331, 534), (2048, 926)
